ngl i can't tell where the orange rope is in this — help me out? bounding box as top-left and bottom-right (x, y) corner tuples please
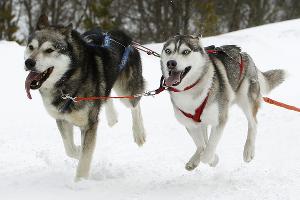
(75, 95), (136, 102)
(263, 97), (300, 112)
(71, 95), (300, 113)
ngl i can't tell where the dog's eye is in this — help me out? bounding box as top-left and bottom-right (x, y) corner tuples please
(182, 50), (191, 55)
(165, 49), (172, 55)
(45, 48), (54, 54)
(28, 45), (34, 51)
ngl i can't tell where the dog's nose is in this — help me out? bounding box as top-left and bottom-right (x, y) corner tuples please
(25, 59), (36, 70)
(167, 60), (177, 69)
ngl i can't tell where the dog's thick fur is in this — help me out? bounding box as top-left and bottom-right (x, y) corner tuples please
(24, 15), (146, 180)
(160, 35), (285, 170)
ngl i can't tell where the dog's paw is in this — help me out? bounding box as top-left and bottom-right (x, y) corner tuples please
(208, 154), (219, 167)
(185, 154), (201, 171)
(74, 173), (88, 182)
(185, 150), (201, 171)
(243, 141), (255, 162)
(133, 122), (146, 147)
(185, 162), (198, 171)
(134, 131), (146, 147)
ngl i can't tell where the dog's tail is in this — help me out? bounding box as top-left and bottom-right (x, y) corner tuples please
(258, 69), (286, 94)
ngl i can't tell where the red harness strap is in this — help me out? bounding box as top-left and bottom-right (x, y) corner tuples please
(154, 76), (202, 94)
(168, 78), (201, 93)
(207, 49), (244, 80)
(239, 54), (244, 80)
(169, 78), (209, 123)
(206, 49), (218, 54)
(154, 76), (209, 123)
(178, 95), (209, 123)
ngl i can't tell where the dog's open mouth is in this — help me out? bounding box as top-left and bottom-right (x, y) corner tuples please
(165, 66), (191, 87)
(25, 67), (54, 99)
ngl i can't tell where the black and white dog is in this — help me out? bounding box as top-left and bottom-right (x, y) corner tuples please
(161, 35), (285, 170)
(24, 15), (146, 180)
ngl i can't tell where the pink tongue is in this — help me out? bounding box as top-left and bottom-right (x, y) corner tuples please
(25, 71), (40, 99)
(165, 71), (181, 87)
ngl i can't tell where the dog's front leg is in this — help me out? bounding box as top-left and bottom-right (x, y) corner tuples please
(56, 120), (81, 159)
(200, 123), (225, 167)
(185, 125), (207, 171)
(75, 121), (98, 181)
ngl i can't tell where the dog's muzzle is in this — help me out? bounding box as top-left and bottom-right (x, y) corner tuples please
(25, 67), (54, 99)
(165, 66), (191, 87)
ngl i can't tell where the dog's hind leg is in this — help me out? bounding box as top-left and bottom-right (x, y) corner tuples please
(114, 85), (146, 146)
(105, 99), (118, 127)
(237, 79), (261, 163)
(241, 97), (260, 163)
(119, 97), (146, 146)
(129, 98), (146, 147)
(56, 120), (81, 159)
(75, 121), (98, 181)
(113, 60), (146, 146)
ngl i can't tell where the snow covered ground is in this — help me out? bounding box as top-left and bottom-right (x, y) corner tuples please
(0, 19), (300, 200)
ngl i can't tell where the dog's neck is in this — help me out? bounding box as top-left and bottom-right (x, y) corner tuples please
(39, 67), (82, 112)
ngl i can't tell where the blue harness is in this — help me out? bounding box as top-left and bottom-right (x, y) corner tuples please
(102, 33), (133, 71)
(102, 33), (111, 48)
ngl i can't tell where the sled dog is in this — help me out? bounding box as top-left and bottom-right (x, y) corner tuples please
(160, 34), (285, 170)
(24, 15), (146, 180)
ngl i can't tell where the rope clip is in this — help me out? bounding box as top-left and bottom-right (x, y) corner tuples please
(143, 90), (157, 97)
(61, 94), (78, 102)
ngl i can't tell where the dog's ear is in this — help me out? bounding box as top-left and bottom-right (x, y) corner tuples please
(191, 33), (202, 39)
(36, 14), (49, 30)
(60, 23), (73, 36)
(196, 33), (203, 38)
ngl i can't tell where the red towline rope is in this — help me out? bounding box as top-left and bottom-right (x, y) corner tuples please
(75, 95), (136, 102)
(71, 87), (300, 114)
(61, 46), (299, 113)
(70, 94), (300, 112)
(61, 92), (152, 102)
(64, 87), (300, 113)
(263, 97), (300, 112)
(131, 41), (161, 57)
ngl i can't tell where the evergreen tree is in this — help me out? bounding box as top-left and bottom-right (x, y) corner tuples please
(194, 1), (219, 36)
(0, 0), (18, 41)
(83, 0), (117, 31)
